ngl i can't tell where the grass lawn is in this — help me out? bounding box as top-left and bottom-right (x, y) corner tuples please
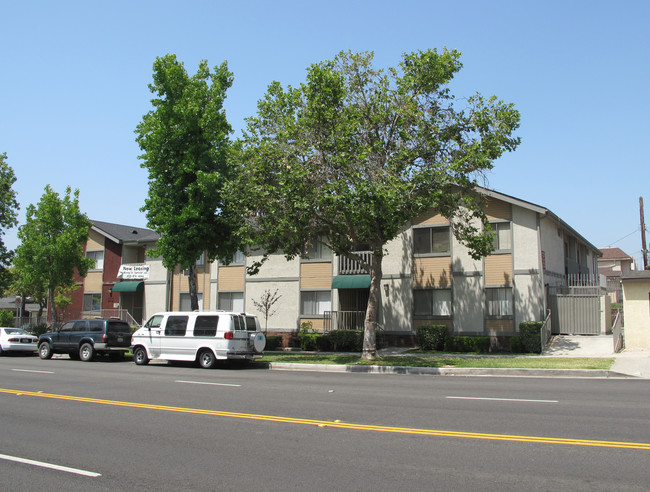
(259, 353), (614, 370)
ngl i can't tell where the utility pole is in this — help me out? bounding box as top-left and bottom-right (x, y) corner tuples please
(641, 197), (648, 270)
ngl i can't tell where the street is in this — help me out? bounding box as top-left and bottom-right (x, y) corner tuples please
(1, 355), (649, 491)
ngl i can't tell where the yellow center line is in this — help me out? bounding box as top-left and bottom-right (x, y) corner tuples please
(3, 387), (649, 450)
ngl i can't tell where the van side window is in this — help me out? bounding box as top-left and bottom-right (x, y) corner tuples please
(74, 321), (87, 331)
(145, 315), (163, 329)
(232, 316), (245, 331)
(165, 316), (188, 336)
(194, 316), (219, 337)
(245, 316), (257, 331)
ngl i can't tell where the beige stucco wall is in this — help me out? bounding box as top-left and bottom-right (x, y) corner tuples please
(540, 216), (566, 285)
(245, 279), (300, 331)
(622, 281), (650, 349)
(453, 275), (483, 333)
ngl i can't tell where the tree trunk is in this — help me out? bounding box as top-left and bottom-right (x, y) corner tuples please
(188, 264), (200, 311)
(362, 254), (383, 360)
(49, 288), (56, 326)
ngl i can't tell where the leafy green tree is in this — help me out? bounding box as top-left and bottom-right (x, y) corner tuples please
(136, 54), (238, 311)
(13, 186), (93, 324)
(0, 152), (20, 293)
(236, 50), (520, 359)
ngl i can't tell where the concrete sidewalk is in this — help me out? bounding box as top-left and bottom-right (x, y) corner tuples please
(268, 335), (650, 379)
(542, 334), (650, 379)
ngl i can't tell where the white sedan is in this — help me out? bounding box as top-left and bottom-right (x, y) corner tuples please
(0, 327), (38, 355)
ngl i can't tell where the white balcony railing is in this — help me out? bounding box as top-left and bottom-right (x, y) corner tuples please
(338, 251), (373, 275)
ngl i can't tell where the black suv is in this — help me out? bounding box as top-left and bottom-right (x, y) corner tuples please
(38, 319), (132, 361)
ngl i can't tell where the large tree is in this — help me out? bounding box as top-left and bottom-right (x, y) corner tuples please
(0, 152), (20, 293)
(236, 50), (520, 359)
(13, 186), (93, 324)
(136, 54), (238, 311)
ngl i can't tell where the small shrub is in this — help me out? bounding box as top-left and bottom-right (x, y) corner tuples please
(29, 324), (49, 337)
(416, 325), (448, 351)
(265, 335), (283, 351)
(519, 321), (543, 353)
(326, 330), (363, 352)
(0, 310), (14, 326)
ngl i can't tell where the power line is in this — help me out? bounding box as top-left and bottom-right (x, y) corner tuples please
(607, 227), (641, 247)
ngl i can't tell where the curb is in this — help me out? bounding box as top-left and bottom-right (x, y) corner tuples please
(261, 362), (634, 379)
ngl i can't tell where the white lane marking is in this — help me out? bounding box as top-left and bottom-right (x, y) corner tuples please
(175, 380), (241, 387)
(11, 369), (54, 374)
(446, 396), (558, 403)
(0, 453), (101, 477)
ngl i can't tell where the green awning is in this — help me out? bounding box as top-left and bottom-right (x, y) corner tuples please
(332, 275), (371, 289)
(112, 281), (144, 293)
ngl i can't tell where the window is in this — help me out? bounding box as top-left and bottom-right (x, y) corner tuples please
(231, 250), (246, 265)
(180, 293), (203, 311)
(83, 293), (101, 312)
(490, 222), (511, 251)
(194, 316), (219, 337)
(414, 289), (452, 316)
(301, 291), (331, 315)
(485, 288), (513, 317)
(145, 315), (163, 329)
(165, 316), (188, 336)
(219, 292), (244, 311)
(305, 237), (332, 260)
(414, 227), (450, 255)
(183, 253), (207, 275)
(86, 250), (104, 270)
(88, 320), (104, 332)
(60, 321), (76, 332)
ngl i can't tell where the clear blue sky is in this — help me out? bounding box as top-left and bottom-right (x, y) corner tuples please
(2, 0), (649, 266)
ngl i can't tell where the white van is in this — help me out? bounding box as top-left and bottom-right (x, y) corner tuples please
(130, 311), (266, 369)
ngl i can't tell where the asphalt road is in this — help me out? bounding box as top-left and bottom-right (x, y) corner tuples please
(1, 354), (649, 491)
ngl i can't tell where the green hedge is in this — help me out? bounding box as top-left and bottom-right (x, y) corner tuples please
(444, 336), (491, 353)
(265, 335), (283, 351)
(327, 330), (363, 352)
(519, 321), (543, 353)
(416, 325), (448, 351)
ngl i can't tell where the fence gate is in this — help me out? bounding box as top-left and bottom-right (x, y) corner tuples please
(548, 284), (603, 335)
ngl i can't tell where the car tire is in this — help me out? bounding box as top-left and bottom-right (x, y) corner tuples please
(133, 347), (149, 366)
(0, 345), (4, 356)
(79, 343), (95, 362)
(197, 349), (216, 369)
(39, 342), (53, 359)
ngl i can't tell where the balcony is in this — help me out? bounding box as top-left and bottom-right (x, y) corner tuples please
(324, 311), (366, 331)
(338, 251), (373, 275)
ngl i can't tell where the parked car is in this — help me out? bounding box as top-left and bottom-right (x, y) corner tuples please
(130, 311), (266, 368)
(0, 327), (38, 355)
(38, 318), (132, 361)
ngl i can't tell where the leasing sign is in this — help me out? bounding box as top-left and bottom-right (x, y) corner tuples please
(117, 264), (150, 280)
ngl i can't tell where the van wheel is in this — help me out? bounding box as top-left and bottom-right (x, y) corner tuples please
(133, 347), (149, 365)
(39, 342), (53, 359)
(197, 349), (216, 369)
(79, 343), (95, 362)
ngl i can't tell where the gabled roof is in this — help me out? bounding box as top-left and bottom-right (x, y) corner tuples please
(598, 247), (633, 261)
(91, 220), (160, 245)
(477, 187), (601, 256)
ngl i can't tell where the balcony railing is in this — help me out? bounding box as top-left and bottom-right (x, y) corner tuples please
(324, 311), (366, 331)
(339, 251), (373, 275)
